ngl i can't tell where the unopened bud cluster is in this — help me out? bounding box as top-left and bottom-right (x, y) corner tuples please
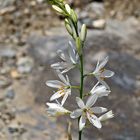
(48, 0), (87, 55)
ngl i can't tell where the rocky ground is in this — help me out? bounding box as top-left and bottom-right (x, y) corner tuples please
(0, 0), (140, 140)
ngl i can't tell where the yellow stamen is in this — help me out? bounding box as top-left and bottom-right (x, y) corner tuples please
(58, 86), (70, 95)
(99, 68), (106, 80)
(99, 68), (105, 73)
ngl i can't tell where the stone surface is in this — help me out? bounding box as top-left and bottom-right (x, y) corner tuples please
(0, 48), (16, 59)
(92, 19), (106, 29)
(104, 0), (140, 19)
(0, 0), (140, 140)
(17, 56), (34, 74)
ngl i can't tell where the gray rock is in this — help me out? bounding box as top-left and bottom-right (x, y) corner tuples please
(17, 56), (34, 74)
(80, 17), (94, 28)
(92, 19), (106, 29)
(0, 48), (16, 59)
(27, 29), (69, 65)
(0, 76), (11, 89)
(0, 0), (16, 8)
(5, 87), (15, 100)
(8, 122), (26, 135)
(86, 2), (105, 18)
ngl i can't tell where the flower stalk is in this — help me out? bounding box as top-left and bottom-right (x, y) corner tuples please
(46, 1), (115, 140)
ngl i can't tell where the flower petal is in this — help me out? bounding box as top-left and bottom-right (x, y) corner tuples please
(90, 85), (111, 97)
(61, 92), (69, 106)
(46, 102), (70, 115)
(90, 84), (105, 94)
(50, 91), (64, 101)
(51, 62), (67, 69)
(87, 113), (102, 129)
(68, 41), (77, 64)
(91, 107), (107, 114)
(96, 59), (100, 69)
(57, 50), (66, 61)
(98, 56), (109, 70)
(66, 75), (70, 84)
(99, 110), (114, 121)
(96, 76), (110, 90)
(76, 97), (85, 109)
(61, 67), (73, 74)
(97, 90), (110, 98)
(101, 70), (114, 78)
(70, 109), (82, 119)
(90, 82), (100, 94)
(56, 70), (68, 85)
(46, 80), (64, 88)
(79, 115), (86, 131)
(86, 94), (98, 108)
(76, 53), (79, 62)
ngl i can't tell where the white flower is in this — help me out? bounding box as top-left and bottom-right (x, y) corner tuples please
(91, 84), (111, 96)
(46, 102), (70, 116)
(51, 41), (79, 73)
(70, 97), (113, 131)
(46, 70), (71, 105)
(99, 110), (114, 121)
(93, 56), (114, 89)
(88, 83), (111, 104)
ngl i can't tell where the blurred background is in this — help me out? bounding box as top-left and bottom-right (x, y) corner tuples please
(0, 0), (140, 140)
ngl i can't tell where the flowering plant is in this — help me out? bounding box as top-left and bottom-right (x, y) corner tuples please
(46, 0), (114, 139)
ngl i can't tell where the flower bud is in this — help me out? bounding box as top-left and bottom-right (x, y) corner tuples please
(71, 9), (78, 23)
(80, 24), (87, 42)
(65, 4), (71, 14)
(52, 5), (63, 13)
(76, 37), (82, 55)
(65, 20), (73, 35)
(72, 28), (77, 40)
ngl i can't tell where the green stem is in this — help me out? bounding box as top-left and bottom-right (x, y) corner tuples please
(79, 130), (82, 140)
(72, 21), (79, 37)
(71, 15), (83, 140)
(83, 73), (94, 78)
(78, 55), (84, 140)
(79, 55), (84, 99)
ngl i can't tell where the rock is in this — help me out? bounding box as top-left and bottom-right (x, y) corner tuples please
(92, 19), (106, 29)
(79, 17), (93, 28)
(0, 48), (16, 59)
(27, 30), (69, 65)
(0, 110), (15, 124)
(0, 76), (11, 89)
(17, 56), (34, 74)
(0, 6), (16, 15)
(86, 2), (105, 18)
(0, 66), (11, 75)
(69, 0), (91, 7)
(80, 18), (106, 29)
(104, 0), (140, 19)
(8, 121), (26, 135)
(0, 0), (16, 8)
(106, 18), (139, 38)
(10, 69), (21, 79)
(78, 10), (89, 19)
(5, 87), (15, 100)
(36, 0), (44, 3)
